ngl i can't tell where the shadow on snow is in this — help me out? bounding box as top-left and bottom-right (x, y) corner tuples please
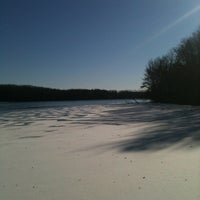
(73, 102), (200, 152)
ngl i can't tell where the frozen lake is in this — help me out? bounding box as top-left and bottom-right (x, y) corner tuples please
(0, 100), (200, 200)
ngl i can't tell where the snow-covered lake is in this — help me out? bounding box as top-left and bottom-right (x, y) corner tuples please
(0, 100), (200, 200)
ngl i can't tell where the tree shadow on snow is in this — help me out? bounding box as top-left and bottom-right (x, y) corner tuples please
(112, 103), (200, 151)
(75, 102), (200, 152)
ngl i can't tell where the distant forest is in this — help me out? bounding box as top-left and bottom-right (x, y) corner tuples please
(142, 27), (200, 105)
(0, 85), (146, 102)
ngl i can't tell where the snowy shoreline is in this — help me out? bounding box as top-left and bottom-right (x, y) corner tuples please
(0, 101), (200, 200)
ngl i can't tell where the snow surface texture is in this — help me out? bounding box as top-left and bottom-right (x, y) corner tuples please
(0, 101), (200, 200)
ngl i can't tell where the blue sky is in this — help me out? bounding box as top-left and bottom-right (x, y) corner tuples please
(1, 0), (200, 90)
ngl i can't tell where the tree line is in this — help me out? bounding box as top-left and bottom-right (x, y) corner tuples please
(142, 27), (200, 105)
(0, 84), (146, 102)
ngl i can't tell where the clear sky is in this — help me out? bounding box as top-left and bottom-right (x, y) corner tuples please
(1, 0), (200, 90)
